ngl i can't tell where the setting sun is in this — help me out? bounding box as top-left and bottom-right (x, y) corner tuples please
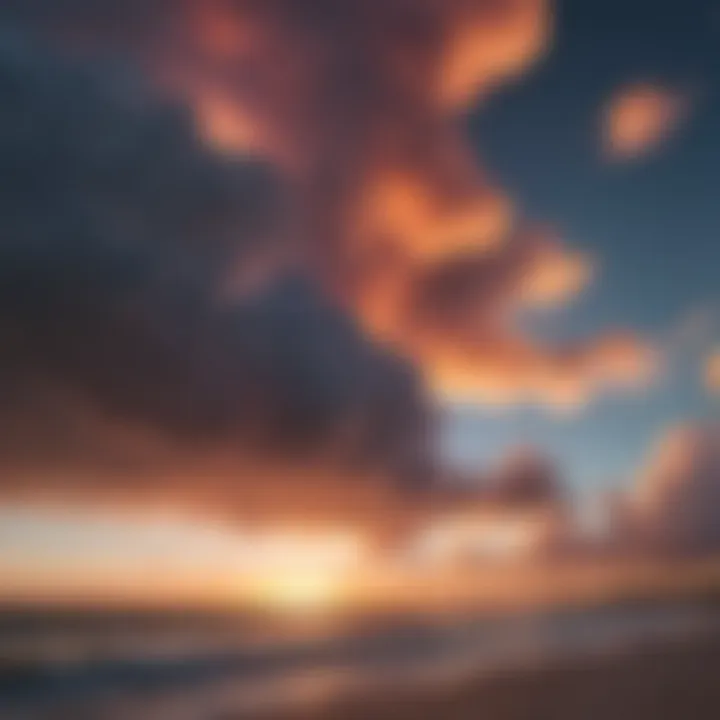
(247, 571), (348, 613)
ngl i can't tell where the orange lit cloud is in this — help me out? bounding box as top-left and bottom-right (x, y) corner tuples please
(386, 233), (653, 406)
(3, 0), (657, 410)
(172, 0), (651, 407)
(603, 83), (689, 161)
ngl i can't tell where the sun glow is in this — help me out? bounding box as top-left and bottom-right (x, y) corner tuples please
(234, 529), (367, 613)
(247, 571), (348, 613)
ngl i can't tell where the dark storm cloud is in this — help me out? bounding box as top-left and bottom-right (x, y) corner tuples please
(0, 31), (434, 496)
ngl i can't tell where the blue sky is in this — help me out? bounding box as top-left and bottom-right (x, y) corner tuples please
(447, 0), (719, 491)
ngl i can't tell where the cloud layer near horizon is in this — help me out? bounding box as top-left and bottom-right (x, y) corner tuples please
(607, 424), (720, 555)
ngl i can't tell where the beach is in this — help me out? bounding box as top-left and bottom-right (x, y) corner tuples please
(3, 598), (720, 719)
(272, 631), (720, 720)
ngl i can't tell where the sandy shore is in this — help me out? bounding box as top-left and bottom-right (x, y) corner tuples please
(269, 632), (720, 720)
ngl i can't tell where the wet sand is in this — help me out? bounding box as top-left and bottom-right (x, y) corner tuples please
(273, 632), (720, 720)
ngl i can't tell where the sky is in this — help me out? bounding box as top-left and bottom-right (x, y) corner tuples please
(0, 0), (718, 599)
(447, 0), (719, 491)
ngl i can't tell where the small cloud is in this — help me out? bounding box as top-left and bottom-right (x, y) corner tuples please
(706, 350), (720, 394)
(603, 83), (690, 161)
(489, 447), (566, 509)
